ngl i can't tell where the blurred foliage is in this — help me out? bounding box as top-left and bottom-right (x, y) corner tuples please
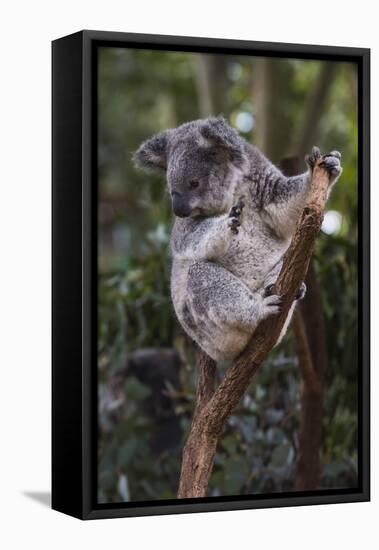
(97, 47), (358, 503)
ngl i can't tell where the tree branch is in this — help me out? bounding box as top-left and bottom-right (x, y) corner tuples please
(177, 158), (331, 499)
(192, 349), (216, 422)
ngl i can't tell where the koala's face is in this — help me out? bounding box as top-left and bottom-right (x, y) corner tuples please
(134, 117), (245, 218)
(166, 136), (231, 218)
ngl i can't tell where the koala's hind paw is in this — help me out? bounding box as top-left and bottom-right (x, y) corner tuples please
(296, 282), (307, 301)
(261, 293), (282, 317)
(319, 151), (342, 179)
(228, 196), (245, 235)
(266, 281), (306, 301)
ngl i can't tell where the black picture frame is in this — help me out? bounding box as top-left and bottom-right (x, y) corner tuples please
(52, 30), (370, 520)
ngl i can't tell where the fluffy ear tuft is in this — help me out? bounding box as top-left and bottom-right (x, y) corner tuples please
(133, 130), (171, 171)
(199, 117), (245, 166)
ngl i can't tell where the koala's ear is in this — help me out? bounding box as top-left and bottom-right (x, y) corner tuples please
(199, 117), (244, 166)
(133, 130), (171, 172)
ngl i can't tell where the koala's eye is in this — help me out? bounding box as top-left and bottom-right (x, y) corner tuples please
(189, 179), (200, 190)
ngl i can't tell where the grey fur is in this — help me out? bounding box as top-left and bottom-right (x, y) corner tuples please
(134, 117), (342, 362)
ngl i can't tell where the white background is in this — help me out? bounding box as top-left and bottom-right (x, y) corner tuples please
(0, 1), (376, 548)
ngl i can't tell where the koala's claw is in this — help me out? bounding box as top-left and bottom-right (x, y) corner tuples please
(266, 282), (306, 301)
(228, 196), (245, 235)
(228, 217), (241, 234)
(264, 283), (275, 297)
(229, 196), (245, 218)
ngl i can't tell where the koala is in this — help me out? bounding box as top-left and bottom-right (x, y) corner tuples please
(134, 117), (342, 362)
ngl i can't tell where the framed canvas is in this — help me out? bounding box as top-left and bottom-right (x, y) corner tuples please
(52, 30), (370, 519)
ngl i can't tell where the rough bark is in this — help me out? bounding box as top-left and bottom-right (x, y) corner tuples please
(177, 159), (331, 498)
(192, 349), (216, 422)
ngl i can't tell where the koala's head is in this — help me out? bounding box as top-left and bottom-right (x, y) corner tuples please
(133, 117), (246, 218)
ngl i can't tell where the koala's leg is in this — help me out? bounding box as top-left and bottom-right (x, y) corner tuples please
(176, 260), (282, 361)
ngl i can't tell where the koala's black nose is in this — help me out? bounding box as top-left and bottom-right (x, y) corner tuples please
(172, 193), (191, 218)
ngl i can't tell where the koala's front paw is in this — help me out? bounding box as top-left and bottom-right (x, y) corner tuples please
(261, 293), (282, 318)
(228, 196), (245, 235)
(319, 151), (342, 180)
(306, 147), (342, 182)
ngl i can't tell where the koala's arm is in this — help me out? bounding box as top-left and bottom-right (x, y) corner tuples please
(259, 169), (312, 237)
(250, 147), (342, 238)
(171, 216), (232, 261)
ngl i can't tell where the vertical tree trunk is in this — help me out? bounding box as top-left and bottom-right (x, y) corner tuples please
(193, 54), (229, 118)
(178, 350), (217, 498)
(289, 62), (337, 160)
(253, 58), (294, 163)
(295, 263), (327, 489)
(292, 301), (324, 490)
(252, 58), (273, 155)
